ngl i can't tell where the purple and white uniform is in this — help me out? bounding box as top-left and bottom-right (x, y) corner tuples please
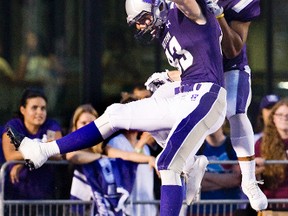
(218, 0), (260, 117)
(93, 1), (227, 175)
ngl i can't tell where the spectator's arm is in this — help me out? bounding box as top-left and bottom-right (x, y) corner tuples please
(201, 165), (241, 191)
(134, 132), (154, 153)
(66, 149), (102, 164)
(2, 132), (24, 161)
(105, 145), (156, 170)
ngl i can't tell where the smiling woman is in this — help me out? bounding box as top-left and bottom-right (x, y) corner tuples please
(1, 87), (63, 204)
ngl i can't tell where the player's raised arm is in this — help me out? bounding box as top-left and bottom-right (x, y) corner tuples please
(171, 0), (206, 23)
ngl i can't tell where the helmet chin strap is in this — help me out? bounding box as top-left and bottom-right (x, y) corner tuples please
(134, 26), (156, 44)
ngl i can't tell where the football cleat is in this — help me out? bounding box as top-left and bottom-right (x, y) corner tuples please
(183, 155), (209, 205)
(6, 127), (25, 150)
(242, 180), (268, 211)
(6, 127), (47, 171)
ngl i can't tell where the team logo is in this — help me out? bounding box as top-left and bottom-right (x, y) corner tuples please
(166, 20), (171, 28)
(191, 94), (198, 101)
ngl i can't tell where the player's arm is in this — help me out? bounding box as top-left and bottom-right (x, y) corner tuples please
(217, 18), (251, 58)
(171, 0), (206, 24)
(205, 0), (251, 58)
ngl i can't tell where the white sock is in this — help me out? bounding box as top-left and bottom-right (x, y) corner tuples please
(40, 141), (60, 158)
(239, 160), (256, 183)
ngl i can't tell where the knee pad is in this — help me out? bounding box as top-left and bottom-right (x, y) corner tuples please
(228, 114), (255, 156)
(160, 170), (182, 186)
(105, 103), (133, 130)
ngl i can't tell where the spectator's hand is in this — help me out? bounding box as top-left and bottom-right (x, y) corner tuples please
(10, 164), (24, 184)
(255, 157), (266, 175)
(144, 70), (172, 92)
(205, 0), (223, 17)
(148, 156), (156, 169)
(140, 132), (155, 146)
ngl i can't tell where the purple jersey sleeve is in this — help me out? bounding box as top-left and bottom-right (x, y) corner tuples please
(219, 0), (260, 23)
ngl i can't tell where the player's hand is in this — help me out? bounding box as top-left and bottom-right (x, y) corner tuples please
(144, 70), (172, 92)
(205, 0), (223, 17)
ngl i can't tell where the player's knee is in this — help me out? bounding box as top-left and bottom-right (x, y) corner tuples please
(226, 104), (246, 120)
(105, 103), (132, 130)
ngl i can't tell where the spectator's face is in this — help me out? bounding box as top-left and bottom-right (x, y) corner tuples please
(133, 89), (151, 99)
(273, 105), (288, 132)
(20, 97), (47, 127)
(76, 112), (96, 130)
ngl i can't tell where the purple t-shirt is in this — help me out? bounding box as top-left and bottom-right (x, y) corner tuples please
(3, 118), (62, 199)
(4, 118), (61, 140)
(218, 0), (260, 71)
(158, 0), (224, 87)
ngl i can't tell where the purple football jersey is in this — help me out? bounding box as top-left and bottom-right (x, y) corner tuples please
(218, 0), (260, 71)
(158, 1), (224, 87)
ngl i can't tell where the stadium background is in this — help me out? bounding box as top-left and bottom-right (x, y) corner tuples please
(0, 0), (287, 132)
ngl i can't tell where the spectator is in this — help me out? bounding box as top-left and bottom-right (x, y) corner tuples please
(254, 98), (288, 211)
(254, 94), (280, 143)
(1, 87), (63, 200)
(190, 123), (242, 216)
(66, 103), (157, 215)
(132, 84), (152, 99)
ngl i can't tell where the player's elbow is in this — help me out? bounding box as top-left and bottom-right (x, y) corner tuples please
(224, 48), (241, 59)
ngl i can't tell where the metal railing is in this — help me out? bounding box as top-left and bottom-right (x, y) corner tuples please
(0, 160), (288, 216)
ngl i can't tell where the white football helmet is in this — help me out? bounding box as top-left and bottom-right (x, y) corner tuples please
(125, 0), (169, 43)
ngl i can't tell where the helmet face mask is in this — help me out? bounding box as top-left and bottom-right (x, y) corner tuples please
(126, 0), (168, 44)
(129, 11), (156, 44)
